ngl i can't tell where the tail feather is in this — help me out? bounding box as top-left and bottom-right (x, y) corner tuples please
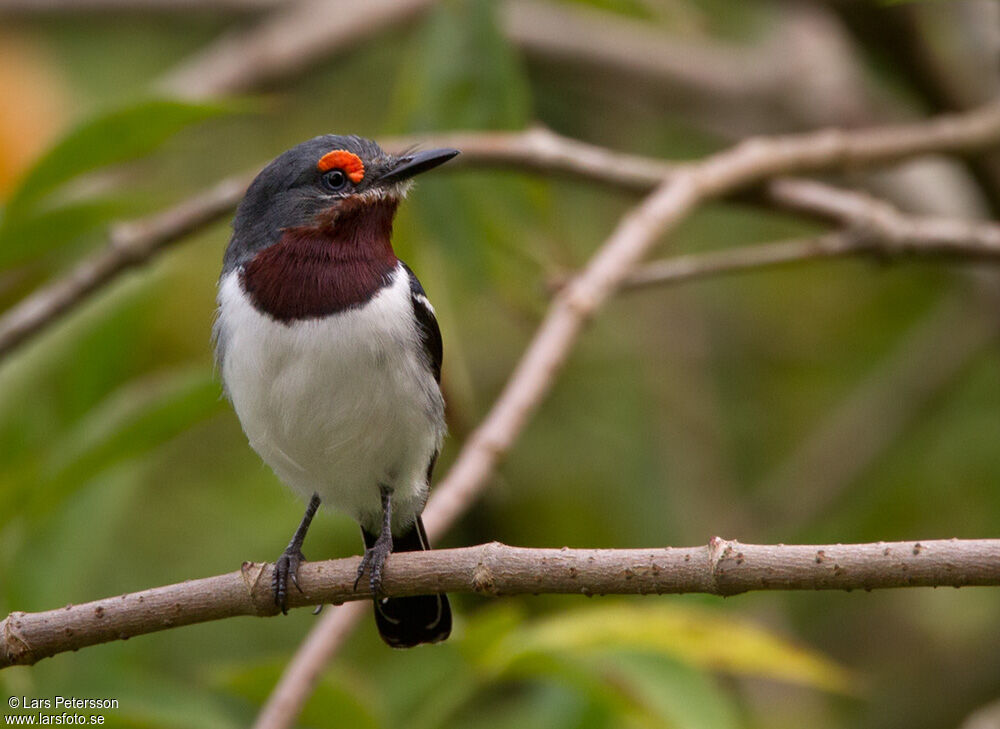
(361, 516), (452, 648)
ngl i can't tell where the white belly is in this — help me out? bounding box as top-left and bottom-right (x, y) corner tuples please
(215, 264), (445, 531)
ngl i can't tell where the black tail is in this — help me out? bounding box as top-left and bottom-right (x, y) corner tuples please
(361, 516), (452, 648)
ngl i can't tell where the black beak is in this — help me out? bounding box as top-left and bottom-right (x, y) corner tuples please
(380, 148), (460, 183)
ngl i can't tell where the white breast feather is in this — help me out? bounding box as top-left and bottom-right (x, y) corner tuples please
(216, 263), (445, 531)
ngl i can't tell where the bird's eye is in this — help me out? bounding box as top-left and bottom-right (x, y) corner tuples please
(321, 169), (349, 192)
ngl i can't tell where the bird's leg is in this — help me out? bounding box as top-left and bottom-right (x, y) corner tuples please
(355, 486), (394, 597)
(273, 492), (320, 615)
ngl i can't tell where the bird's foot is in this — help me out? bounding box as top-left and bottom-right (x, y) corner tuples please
(272, 546), (306, 615)
(355, 530), (393, 597)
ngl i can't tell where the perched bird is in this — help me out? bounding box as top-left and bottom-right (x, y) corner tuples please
(214, 135), (458, 647)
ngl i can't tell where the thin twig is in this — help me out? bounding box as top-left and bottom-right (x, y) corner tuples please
(831, 1), (1000, 216)
(14, 124), (999, 364)
(558, 214), (1000, 294)
(750, 178), (1000, 530)
(247, 600), (367, 728)
(155, 0), (437, 99)
(3, 538), (999, 668)
(769, 178), (996, 240)
(502, 0), (779, 103)
(0, 127), (673, 361)
(149, 0), (775, 108)
(750, 0), (1000, 530)
(0, 174), (250, 359)
(0, 0), (273, 10)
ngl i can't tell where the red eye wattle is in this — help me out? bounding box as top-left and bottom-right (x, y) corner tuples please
(317, 149), (364, 183)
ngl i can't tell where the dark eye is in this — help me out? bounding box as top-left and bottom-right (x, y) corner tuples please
(321, 169), (349, 192)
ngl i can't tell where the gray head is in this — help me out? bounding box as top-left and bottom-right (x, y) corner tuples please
(222, 134), (458, 273)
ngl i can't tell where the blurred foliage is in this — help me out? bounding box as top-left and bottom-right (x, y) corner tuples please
(1, 1), (999, 729)
(0, 99), (234, 276)
(0, 33), (66, 196)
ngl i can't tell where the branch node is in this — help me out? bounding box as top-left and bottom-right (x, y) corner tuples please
(471, 564), (497, 595)
(241, 561), (272, 614)
(524, 124), (556, 153)
(561, 280), (598, 319)
(1, 612), (32, 666)
(472, 542), (505, 595)
(708, 536), (747, 596)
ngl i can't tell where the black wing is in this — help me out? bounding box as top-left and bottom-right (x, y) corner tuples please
(402, 262), (443, 383)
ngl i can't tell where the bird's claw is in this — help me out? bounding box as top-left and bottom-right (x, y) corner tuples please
(273, 547), (306, 614)
(354, 532), (393, 597)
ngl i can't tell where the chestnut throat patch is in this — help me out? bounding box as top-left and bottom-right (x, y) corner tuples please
(241, 197), (399, 322)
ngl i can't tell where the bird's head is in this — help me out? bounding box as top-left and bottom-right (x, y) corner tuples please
(224, 135), (458, 273)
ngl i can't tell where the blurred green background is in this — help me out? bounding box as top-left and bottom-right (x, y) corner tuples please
(1, 0), (999, 727)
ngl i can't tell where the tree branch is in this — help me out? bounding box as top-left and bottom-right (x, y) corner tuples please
(11, 120), (1000, 364)
(767, 178), (999, 242)
(3, 3), (997, 723)
(0, 127), (672, 361)
(409, 101), (1000, 551)
(16, 93), (1000, 364)
(155, 0), (437, 99)
(616, 229), (1000, 292)
(3, 538), (999, 668)
(0, 175), (250, 359)
(560, 188), (1000, 294)
(250, 103), (1000, 728)
(3, 107), (1000, 724)
(831, 1), (1000, 216)
(0, 0), (273, 10)
(502, 0), (780, 104)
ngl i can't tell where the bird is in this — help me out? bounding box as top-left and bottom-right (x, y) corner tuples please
(213, 134), (458, 648)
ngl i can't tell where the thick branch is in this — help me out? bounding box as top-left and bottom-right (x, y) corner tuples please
(250, 99), (1000, 724)
(3, 108), (1000, 722)
(259, 107), (1000, 726)
(3, 538), (999, 668)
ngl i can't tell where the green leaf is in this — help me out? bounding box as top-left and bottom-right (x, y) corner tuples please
(0, 198), (128, 268)
(499, 651), (673, 728)
(3, 98), (230, 220)
(45, 367), (224, 488)
(605, 653), (741, 729)
(80, 675), (241, 729)
(485, 603), (854, 694)
(0, 367), (224, 527)
(457, 602), (527, 664)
